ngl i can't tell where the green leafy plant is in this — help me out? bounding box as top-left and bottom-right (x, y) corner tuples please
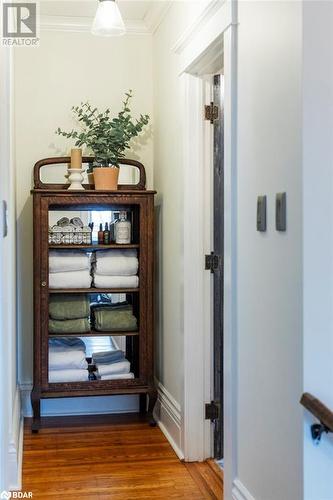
(56, 90), (149, 167)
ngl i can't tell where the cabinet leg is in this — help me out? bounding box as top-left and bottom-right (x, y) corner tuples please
(31, 388), (41, 433)
(148, 389), (158, 427)
(139, 393), (147, 413)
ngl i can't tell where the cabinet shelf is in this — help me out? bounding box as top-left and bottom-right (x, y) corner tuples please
(49, 244), (140, 250)
(48, 330), (139, 337)
(48, 288), (140, 294)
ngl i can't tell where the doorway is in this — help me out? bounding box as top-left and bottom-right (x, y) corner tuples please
(181, 5), (238, 494)
(211, 73), (224, 460)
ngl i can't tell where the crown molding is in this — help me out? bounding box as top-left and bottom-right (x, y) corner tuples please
(171, 0), (224, 54)
(143, 1), (172, 34)
(40, 2), (172, 35)
(40, 15), (150, 34)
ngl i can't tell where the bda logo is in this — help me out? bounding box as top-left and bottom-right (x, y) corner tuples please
(0, 491), (11, 499)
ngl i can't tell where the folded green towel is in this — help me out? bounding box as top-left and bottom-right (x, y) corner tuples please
(49, 317), (90, 334)
(92, 305), (137, 332)
(49, 294), (90, 320)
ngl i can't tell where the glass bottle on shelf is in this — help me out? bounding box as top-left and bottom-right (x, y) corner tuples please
(98, 223), (104, 244)
(115, 211), (131, 244)
(110, 213), (119, 243)
(103, 222), (110, 245)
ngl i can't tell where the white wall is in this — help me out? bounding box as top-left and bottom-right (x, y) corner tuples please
(303, 3), (333, 499)
(0, 40), (21, 490)
(235, 2), (303, 499)
(153, 0), (210, 412)
(14, 29), (153, 396)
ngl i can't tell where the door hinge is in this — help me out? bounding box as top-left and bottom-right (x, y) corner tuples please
(204, 102), (219, 124)
(205, 401), (219, 421)
(205, 252), (220, 273)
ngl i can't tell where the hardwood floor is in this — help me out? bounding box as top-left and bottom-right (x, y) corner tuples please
(22, 415), (223, 499)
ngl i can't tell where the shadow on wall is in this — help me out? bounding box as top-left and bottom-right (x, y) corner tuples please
(155, 201), (164, 384)
(17, 195), (34, 384)
(129, 124), (153, 162)
(47, 125), (154, 164)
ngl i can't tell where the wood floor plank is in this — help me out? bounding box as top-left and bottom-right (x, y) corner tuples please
(21, 417), (223, 499)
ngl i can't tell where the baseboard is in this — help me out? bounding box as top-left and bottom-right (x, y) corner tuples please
(232, 479), (256, 500)
(8, 386), (23, 490)
(20, 383), (139, 417)
(154, 379), (184, 460)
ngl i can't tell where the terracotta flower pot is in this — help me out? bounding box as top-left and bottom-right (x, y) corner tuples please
(93, 167), (119, 191)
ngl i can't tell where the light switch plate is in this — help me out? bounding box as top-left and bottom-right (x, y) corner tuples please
(257, 195), (267, 232)
(276, 192), (286, 231)
(2, 200), (8, 238)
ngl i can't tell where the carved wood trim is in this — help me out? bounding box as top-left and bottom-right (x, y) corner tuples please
(33, 156), (146, 190)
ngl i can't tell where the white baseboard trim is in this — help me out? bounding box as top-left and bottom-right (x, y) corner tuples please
(232, 479), (256, 500)
(20, 383), (139, 417)
(154, 379), (184, 460)
(8, 386), (23, 490)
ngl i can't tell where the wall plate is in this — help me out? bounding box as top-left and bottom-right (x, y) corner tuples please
(2, 200), (8, 237)
(257, 195), (267, 232)
(276, 192), (286, 231)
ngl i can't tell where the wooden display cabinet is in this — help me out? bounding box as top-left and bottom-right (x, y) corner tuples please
(31, 157), (157, 432)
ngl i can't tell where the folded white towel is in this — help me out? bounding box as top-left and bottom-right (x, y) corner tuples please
(49, 369), (88, 383)
(49, 270), (92, 289)
(94, 275), (139, 289)
(100, 372), (135, 380)
(49, 250), (91, 273)
(49, 349), (88, 370)
(95, 250), (138, 276)
(96, 359), (131, 377)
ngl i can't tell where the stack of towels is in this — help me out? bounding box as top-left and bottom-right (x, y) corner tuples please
(93, 250), (139, 289)
(49, 337), (88, 383)
(49, 294), (90, 334)
(92, 349), (134, 380)
(91, 302), (137, 332)
(49, 250), (92, 289)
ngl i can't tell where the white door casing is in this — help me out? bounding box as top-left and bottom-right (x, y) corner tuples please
(176, 1), (238, 498)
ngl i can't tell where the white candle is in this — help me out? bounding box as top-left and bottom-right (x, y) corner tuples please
(70, 148), (82, 169)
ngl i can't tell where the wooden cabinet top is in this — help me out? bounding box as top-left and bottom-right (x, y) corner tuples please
(31, 189), (156, 196)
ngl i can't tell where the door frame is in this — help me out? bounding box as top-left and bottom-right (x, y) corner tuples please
(176, 1), (238, 497)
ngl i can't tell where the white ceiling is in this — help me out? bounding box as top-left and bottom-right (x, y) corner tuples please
(40, 1), (156, 21)
(39, 1), (171, 33)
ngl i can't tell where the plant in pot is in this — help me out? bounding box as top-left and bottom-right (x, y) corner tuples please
(56, 90), (150, 190)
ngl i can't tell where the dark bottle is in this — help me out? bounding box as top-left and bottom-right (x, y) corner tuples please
(110, 213), (119, 243)
(98, 223), (104, 245)
(103, 222), (110, 245)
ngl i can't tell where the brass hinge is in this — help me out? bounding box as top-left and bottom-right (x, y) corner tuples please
(204, 102), (219, 124)
(205, 401), (219, 421)
(205, 252), (220, 273)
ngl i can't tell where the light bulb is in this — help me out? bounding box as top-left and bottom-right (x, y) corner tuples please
(91, 0), (126, 37)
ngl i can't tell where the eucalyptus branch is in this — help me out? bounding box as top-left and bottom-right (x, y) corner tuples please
(56, 90), (149, 166)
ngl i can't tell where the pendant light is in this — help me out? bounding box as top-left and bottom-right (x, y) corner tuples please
(91, 0), (126, 37)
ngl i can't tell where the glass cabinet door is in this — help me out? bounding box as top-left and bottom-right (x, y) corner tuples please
(39, 195), (150, 389)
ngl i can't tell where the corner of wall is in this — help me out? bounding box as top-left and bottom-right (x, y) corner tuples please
(153, 379), (183, 460)
(7, 385), (23, 491)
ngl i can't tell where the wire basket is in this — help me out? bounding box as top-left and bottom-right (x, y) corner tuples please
(49, 225), (92, 245)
